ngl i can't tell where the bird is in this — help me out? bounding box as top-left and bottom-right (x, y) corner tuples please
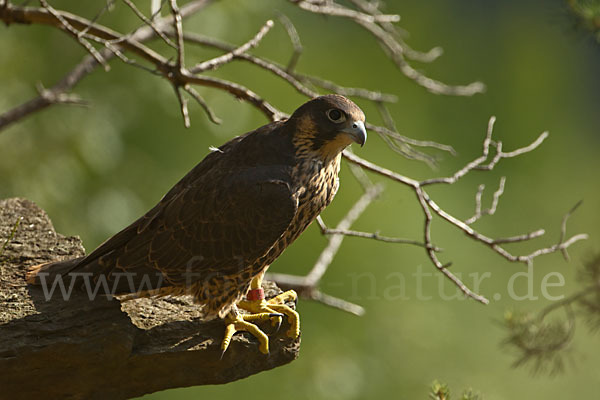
(27, 94), (367, 355)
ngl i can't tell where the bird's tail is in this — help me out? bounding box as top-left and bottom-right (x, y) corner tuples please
(26, 257), (84, 285)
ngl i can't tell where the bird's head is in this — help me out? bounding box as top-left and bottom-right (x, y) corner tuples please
(288, 94), (366, 162)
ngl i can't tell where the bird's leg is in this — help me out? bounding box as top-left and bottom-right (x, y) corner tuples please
(221, 305), (283, 355)
(237, 270), (300, 339)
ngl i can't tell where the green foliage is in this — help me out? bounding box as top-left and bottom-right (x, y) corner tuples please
(577, 254), (600, 333)
(566, 0), (600, 42)
(503, 309), (573, 375)
(429, 381), (483, 400)
(504, 255), (600, 376)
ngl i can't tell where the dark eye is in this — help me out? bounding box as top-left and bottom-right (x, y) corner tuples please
(326, 109), (346, 123)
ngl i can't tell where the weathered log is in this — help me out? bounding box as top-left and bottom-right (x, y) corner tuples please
(0, 198), (299, 400)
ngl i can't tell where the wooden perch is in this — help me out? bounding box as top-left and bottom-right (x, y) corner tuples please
(0, 198), (300, 400)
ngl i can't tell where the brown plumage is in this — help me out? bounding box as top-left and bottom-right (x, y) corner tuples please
(27, 94), (366, 323)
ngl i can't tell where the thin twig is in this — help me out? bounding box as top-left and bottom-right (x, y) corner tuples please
(343, 117), (587, 304)
(168, 0), (184, 68)
(268, 184), (383, 314)
(39, 0), (109, 71)
(559, 200), (583, 261)
(465, 176), (506, 225)
(306, 184), (384, 286)
(276, 12), (303, 73)
(183, 85), (222, 124)
(190, 19), (274, 73)
(173, 85), (190, 128)
(320, 227), (440, 250)
(0, 0), (213, 132)
(122, 0), (176, 48)
(294, 0), (400, 24)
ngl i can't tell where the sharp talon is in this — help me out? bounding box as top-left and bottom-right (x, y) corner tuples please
(273, 317), (282, 333)
(219, 348), (226, 360)
(232, 286), (301, 354)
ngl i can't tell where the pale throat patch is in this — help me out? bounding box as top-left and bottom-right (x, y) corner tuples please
(318, 133), (355, 162)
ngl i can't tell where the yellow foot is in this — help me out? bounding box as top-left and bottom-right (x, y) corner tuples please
(238, 289), (300, 339)
(221, 308), (284, 356)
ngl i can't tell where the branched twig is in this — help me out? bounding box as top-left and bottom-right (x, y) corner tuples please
(294, 0), (400, 24)
(39, 0), (109, 71)
(301, 76), (398, 103)
(276, 12), (302, 73)
(183, 85), (222, 124)
(190, 19), (274, 73)
(35, 82), (88, 107)
(314, 210), (441, 251)
(373, 102), (455, 167)
(169, 0), (185, 69)
(465, 176), (506, 225)
(121, 0), (176, 48)
(342, 117), (587, 304)
(0, 0), (214, 132)
(173, 85), (190, 128)
(290, 0), (485, 96)
(559, 200), (583, 261)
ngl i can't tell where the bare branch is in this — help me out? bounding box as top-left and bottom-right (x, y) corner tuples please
(168, 0), (185, 68)
(39, 0), (109, 71)
(0, 1), (214, 132)
(491, 230), (546, 244)
(190, 19), (274, 73)
(294, 0), (400, 24)
(301, 75), (398, 103)
(306, 184), (384, 286)
(173, 85), (190, 128)
(121, 0), (176, 48)
(182, 74), (285, 121)
(372, 102), (455, 167)
(343, 117), (587, 304)
(319, 227), (440, 251)
(559, 200), (583, 261)
(269, 184), (383, 314)
(289, 0), (484, 96)
(347, 0), (443, 63)
(465, 176), (506, 225)
(276, 12), (303, 73)
(179, 30), (318, 98)
(183, 85), (222, 124)
(0, 1), (283, 127)
(420, 117), (549, 186)
(310, 289), (365, 316)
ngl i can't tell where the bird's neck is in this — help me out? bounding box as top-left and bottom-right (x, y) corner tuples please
(293, 141), (344, 165)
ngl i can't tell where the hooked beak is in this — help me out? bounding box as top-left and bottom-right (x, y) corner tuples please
(341, 120), (367, 147)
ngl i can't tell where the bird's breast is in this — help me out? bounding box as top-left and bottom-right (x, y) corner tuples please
(250, 156), (342, 274)
(289, 156), (341, 233)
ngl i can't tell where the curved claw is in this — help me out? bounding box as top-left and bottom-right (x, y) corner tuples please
(224, 289), (300, 356)
(221, 312), (271, 356)
(272, 313), (283, 333)
(268, 303), (300, 339)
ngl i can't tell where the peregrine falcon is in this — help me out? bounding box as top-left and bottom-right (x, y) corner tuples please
(27, 94), (367, 354)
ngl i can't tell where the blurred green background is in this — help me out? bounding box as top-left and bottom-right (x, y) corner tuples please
(1, 0), (599, 398)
